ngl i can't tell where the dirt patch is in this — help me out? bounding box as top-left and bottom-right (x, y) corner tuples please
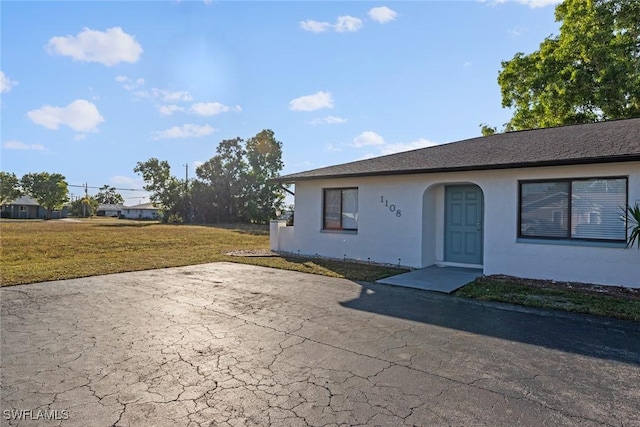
(481, 275), (640, 301)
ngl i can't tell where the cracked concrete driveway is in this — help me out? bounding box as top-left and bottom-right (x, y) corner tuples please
(1, 262), (639, 427)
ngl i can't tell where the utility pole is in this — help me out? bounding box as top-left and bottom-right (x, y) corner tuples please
(83, 183), (88, 217)
(184, 164), (190, 223)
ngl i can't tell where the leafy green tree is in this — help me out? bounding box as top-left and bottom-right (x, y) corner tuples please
(245, 129), (286, 224)
(0, 172), (21, 205)
(95, 185), (125, 205)
(69, 197), (98, 218)
(20, 172), (69, 219)
(134, 158), (184, 222)
(497, 0), (640, 131)
(195, 138), (247, 223)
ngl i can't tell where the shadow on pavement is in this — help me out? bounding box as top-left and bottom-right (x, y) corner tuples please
(340, 281), (640, 366)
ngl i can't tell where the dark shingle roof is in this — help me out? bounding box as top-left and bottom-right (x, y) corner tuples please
(275, 118), (640, 183)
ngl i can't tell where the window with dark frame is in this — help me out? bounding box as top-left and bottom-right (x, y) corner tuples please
(323, 188), (358, 231)
(519, 177), (627, 242)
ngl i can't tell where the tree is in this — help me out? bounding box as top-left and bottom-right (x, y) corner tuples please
(195, 138), (248, 223)
(497, 0), (640, 131)
(134, 158), (184, 222)
(20, 172), (69, 219)
(244, 129), (286, 224)
(95, 185), (124, 205)
(69, 197), (98, 218)
(0, 172), (21, 205)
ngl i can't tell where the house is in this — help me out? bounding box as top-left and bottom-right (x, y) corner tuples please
(121, 202), (159, 220)
(1, 196), (68, 219)
(96, 203), (126, 217)
(270, 118), (640, 288)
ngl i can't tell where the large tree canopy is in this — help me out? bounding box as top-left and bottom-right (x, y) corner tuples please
(0, 172), (21, 205)
(20, 172), (69, 219)
(95, 185), (125, 205)
(498, 0), (640, 131)
(134, 158), (184, 222)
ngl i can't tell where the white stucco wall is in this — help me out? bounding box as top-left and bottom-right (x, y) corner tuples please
(274, 161), (640, 288)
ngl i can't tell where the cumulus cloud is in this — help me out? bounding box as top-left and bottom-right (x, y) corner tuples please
(334, 16), (363, 32)
(481, 0), (561, 8)
(299, 20), (332, 33)
(309, 116), (347, 126)
(3, 140), (45, 151)
(46, 27), (143, 66)
(151, 124), (215, 140)
(27, 99), (104, 132)
(368, 6), (397, 24)
(300, 15), (363, 33)
(0, 71), (18, 93)
(189, 102), (241, 116)
(289, 91), (334, 112)
(352, 131), (385, 148)
(157, 104), (185, 116)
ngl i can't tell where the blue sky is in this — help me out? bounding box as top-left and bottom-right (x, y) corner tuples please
(1, 0), (561, 204)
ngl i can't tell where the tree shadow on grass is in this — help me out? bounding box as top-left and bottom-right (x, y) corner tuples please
(340, 281), (640, 366)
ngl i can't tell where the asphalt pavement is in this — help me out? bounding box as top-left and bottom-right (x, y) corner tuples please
(1, 262), (639, 426)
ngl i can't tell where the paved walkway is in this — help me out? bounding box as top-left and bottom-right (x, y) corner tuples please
(1, 262), (639, 426)
(376, 265), (483, 293)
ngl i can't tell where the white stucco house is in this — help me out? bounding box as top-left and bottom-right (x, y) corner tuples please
(121, 203), (159, 220)
(270, 118), (640, 288)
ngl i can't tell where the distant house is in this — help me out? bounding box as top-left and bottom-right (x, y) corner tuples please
(1, 196), (68, 219)
(270, 118), (640, 288)
(121, 202), (159, 220)
(96, 204), (126, 217)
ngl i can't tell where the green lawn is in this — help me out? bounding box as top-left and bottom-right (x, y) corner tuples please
(0, 218), (405, 286)
(2, 218), (638, 322)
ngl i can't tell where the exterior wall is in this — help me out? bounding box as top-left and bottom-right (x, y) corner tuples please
(121, 208), (159, 220)
(273, 161), (640, 288)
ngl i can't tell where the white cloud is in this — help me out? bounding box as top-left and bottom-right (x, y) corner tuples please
(151, 124), (215, 140)
(481, 0), (561, 8)
(463, 61), (472, 68)
(189, 102), (241, 116)
(73, 134), (87, 141)
(27, 99), (104, 132)
(300, 20), (332, 33)
(335, 16), (363, 33)
(193, 160), (204, 169)
(46, 27), (143, 66)
(368, 6), (397, 24)
(0, 71), (18, 93)
(508, 26), (528, 36)
(352, 131), (385, 148)
(309, 115), (347, 126)
(325, 143), (342, 152)
(157, 104), (185, 116)
(149, 88), (192, 103)
(379, 138), (440, 155)
(3, 140), (45, 151)
(115, 75), (144, 91)
(301, 15), (363, 33)
(289, 91), (334, 112)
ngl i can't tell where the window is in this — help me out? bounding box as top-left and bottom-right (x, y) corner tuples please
(519, 177), (627, 241)
(323, 188), (358, 230)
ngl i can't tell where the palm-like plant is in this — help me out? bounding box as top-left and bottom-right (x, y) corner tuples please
(626, 203), (640, 249)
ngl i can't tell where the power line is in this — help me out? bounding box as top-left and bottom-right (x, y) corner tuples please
(68, 184), (147, 192)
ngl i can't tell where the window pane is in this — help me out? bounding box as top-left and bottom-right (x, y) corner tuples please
(341, 189), (358, 230)
(323, 189), (341, 229)
(571, 179), (626, 240)
(520, 182), (569, 238)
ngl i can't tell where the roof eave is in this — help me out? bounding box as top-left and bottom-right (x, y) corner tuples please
(273, 154), (640, 184)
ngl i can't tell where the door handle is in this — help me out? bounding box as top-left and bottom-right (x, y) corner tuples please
(477, 222), (482, 230)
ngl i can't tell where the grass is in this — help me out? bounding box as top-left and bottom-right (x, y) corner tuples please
(455, 276), (640, 322)
(2, 218), (638, 322)
(0, 218), (405, 286)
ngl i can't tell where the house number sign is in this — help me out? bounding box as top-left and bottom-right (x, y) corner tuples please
(380, 196), (402, 217)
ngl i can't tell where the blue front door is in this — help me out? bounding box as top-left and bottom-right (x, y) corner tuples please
(445, 186), (483, 264)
